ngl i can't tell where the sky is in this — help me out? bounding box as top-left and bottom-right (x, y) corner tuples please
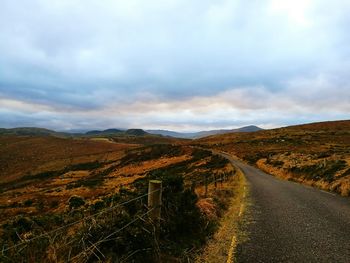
(1, 0), (350, 132)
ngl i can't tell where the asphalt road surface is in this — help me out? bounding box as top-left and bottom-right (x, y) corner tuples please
(223, 154), (350, 263)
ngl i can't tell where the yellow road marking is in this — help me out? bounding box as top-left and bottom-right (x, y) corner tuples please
(227, 186), (246, 262)
(238, 203), (244, 217)
(226, 234), (237, 263)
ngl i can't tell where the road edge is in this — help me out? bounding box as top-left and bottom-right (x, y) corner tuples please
(195, 153), (249, 263)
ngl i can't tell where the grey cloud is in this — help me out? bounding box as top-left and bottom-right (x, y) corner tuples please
(0, 0), (349, 130)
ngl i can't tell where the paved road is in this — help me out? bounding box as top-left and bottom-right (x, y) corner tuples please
(222, 154), (350, 263)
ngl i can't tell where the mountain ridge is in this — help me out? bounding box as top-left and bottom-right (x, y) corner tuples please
(0, 125), (263, 138)
(147, 125), (263, 138)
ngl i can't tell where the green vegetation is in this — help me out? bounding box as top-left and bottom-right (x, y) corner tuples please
(266, 158), (284, 167)
(68, 196), (85, 209)
(1, 174), (216, 262)
(66, 164), (117, 189)
(23, 199), (33, 207)
(66, 177), (104, 189)
(244, 152), (270, 165)
(119, 144), (183, 166)
(192, 148), (212, 160)
(66, 161), (104, 171)
(289, 160), (347, 182)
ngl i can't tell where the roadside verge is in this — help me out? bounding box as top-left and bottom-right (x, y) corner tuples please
(196, 158), (248, 263)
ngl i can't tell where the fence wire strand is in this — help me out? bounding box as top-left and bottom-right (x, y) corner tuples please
(2, 188), (161, 253)
(71, 208), (156, 263)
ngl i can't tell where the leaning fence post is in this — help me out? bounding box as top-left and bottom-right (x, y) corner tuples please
(148, 180), (162, 223)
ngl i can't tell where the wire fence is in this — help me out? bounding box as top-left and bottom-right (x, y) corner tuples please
(70, 208), (156, 263)
(2, 170), (235, 261)
(1, 188), (161, 254)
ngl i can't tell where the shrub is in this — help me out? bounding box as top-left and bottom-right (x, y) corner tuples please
(68, 196), (85, 209)
(67, 161), (103, 171)
(289, 160), (347, 182)
(36, 201), (45, 212)
(23, 199), (33, 207)
(50, 200), (59, 209)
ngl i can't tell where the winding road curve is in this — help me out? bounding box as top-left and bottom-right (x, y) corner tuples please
(222, 153), (350, 263)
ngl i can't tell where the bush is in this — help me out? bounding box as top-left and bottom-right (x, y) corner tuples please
(50, 200), (59, 209)
(67, 161), (103, 171)
(2, 217), (34, 243)
(23, 199), (33, 207)
(290, 160), (347, 182)
(36, 201), (45, 212)
(120, 144), (183, 166)
(68, 196), (85, 209)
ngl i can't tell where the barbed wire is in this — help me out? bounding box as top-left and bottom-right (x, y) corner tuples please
(2, 188), (161, 253)
(70, 207), (156, 263)
(2, 173), (232, 255)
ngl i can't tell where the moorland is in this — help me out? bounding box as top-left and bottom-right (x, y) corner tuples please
(0, 132), (238, 262)
(196, 120), (350, 196)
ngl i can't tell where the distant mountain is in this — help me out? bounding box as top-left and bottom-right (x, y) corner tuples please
(85, 129), (123, 135)
(0, 127), (151, 138)
(85, 128), (149, 137)
(1, 126), (261, 139)
(147, 125), (263, 139)
(125, 129), (148, 136)
(146, 130), (191, 138)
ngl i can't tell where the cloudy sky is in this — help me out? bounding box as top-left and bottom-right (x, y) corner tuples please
(1, 0), (349, 131)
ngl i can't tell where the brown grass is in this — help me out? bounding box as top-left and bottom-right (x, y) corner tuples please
(195, 120), (350, 196)
(196, 165), (247, 263)
(0, 136), (138, 183)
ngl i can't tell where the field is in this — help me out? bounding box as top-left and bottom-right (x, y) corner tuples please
(0, 135), (238, 262)
(3, 120), (348, 261)
(196, 120), (350, 196)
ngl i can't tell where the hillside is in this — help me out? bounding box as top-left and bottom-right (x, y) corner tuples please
(195, 120), (350, 196)
(0, 136), (137, 184)
(0, 127), (69, 137)
(85, 128), (123, 135)
(85, 128), (149, 136)
(0, 127), (152, 138)
(0, 135), (239, 262)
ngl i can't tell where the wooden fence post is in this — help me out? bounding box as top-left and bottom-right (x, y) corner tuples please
(148, 180), (162, 223)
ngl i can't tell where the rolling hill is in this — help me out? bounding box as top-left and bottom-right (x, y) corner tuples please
(0, 134), (238, 262)
(195, 120), (350, 196)
(1, 126), (262, 139)
(147, 125), (262, 139)
(0, 127), (69, 137)
(0, 127), (152, 138)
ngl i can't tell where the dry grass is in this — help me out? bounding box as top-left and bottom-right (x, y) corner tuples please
(196, 165), (247, 263)
(0, 152), (191, 222)
(0, 139), (241, 262)
(0, 136), (137, 183)
(196, 120), (350, 196)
